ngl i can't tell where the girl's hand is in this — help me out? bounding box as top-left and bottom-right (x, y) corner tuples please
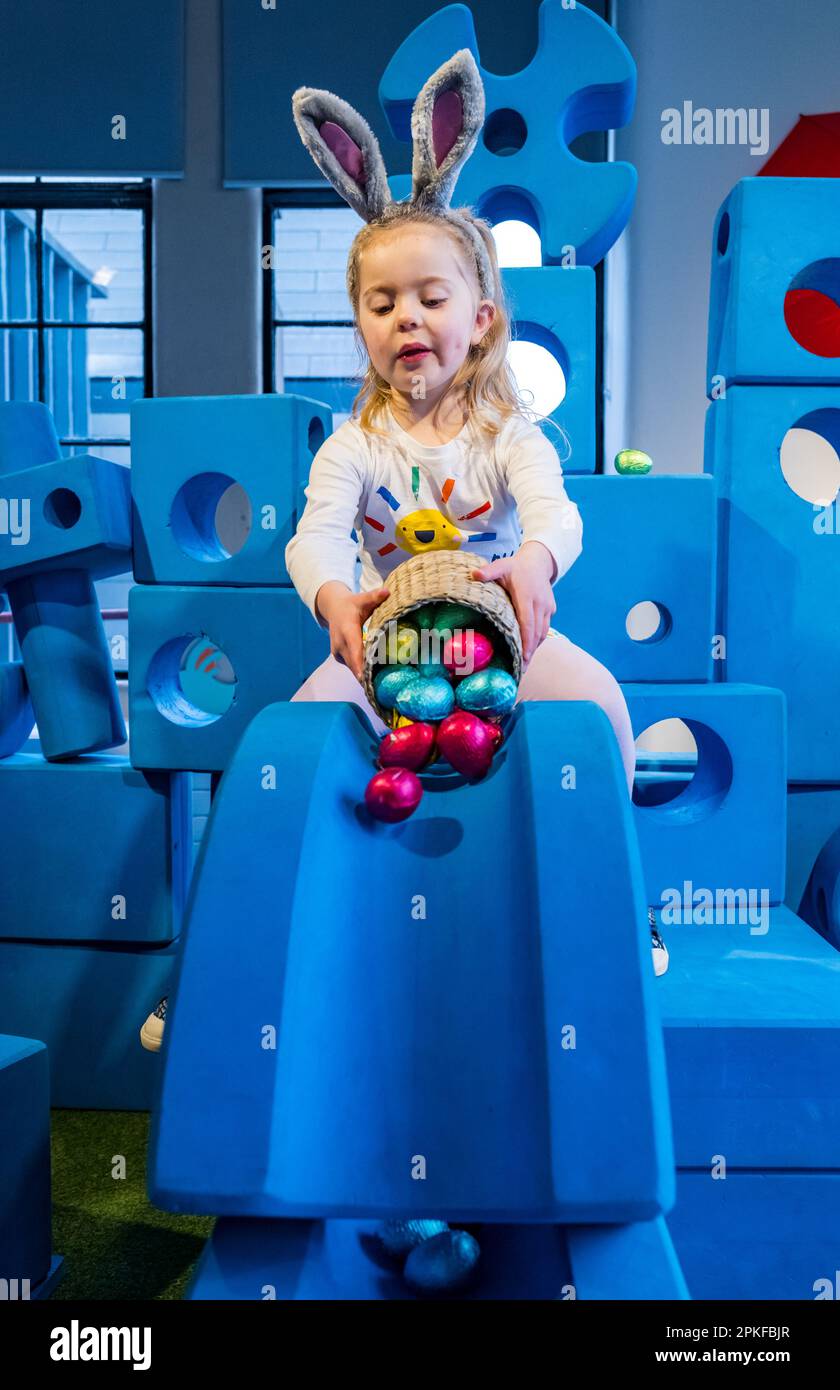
(470, 542), (557, 665)
(316, 581), (391, 682)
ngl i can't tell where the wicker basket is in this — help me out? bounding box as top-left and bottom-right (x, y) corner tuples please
(362, 550), (523, 722)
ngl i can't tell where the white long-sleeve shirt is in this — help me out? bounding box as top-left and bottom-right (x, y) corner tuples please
(285, 406), (584, 627)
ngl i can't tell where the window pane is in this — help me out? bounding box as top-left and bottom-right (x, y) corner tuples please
(45, 327), (143, 441)
(42, 209), (144, 322)
(0, 210), (38, 321)
(0, 326), (38, 400)
(272, 206), (361, 323)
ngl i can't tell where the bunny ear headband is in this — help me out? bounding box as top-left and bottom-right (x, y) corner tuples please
(291, 49), (495, 302)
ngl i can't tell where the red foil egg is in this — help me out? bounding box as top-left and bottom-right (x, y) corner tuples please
(364, 766), (423, 822)
(436, 711), (499, 778)
(377, 722), (436, 771)
(442, 630), (494, 676)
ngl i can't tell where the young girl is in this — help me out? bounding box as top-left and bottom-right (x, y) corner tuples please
(138, 52), (666, 1061)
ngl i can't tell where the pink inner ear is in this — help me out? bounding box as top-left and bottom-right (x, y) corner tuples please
(432, 88), (463, 167)
(319, 120), (366, 186)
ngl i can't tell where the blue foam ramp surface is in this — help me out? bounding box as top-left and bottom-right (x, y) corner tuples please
(150, 700), (675, 1222)
(0, 752), (186, 944)
(707, 177), (840, 391)
(561, 476), (716, 680)
(656, 906), (840, 1168)
(130, 394), (331, 586)
(0, 1035), (51, 1284)
(624, 683), (787, 906)
(0, 940), (180, 1110)
(380, 0), (637, 267)
(706, 385), (840, 780)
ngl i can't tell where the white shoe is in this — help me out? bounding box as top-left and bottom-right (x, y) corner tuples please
(649, 909), (669, 977)
(140, 996), (167, 1052)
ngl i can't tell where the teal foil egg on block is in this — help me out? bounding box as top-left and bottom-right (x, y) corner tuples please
(456, 668), (517, 717)
(396, 676), (455, 722)
(374, 664), (422, 710)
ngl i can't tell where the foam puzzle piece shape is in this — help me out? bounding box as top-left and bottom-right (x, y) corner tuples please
(185, 1212), (688, 1301)
(656, 906), (840, 1167)
(707, 178), (840, 392)
(0, 403), (128, 759)
(503, 267), (595, 473)
(128, 585), (330, 771)
(785, 784), (840, 912)
(130, 394), (331, 586)
(0, 661), (34, 756)
(561, 476), (716, 680)
(706, 385), (840, 780)
(668, 1171), (840, 1301)
(799, 824), (840, 953)
(0, 752), (187, 944)
(623, 683), (787, 906)
(0, 939), (181, 1109)
(0, 1035), (51, 1285)
(150, 700), (675, 1223)
(380, 1), (637, 267)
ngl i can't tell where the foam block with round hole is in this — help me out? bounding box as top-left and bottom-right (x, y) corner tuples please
(558, 475), (716, 681)
(0, 1035), (52, 1286)
(130, 394), (332, 586)
(707, 178), (840, 393)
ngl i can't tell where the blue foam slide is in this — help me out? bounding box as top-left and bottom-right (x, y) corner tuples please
(0, 661), (34, 757)
(380, 1), (637, 267)
(0, 939), (181, 1110)
(561, 476), (717, 680)
(0, 753), (187, 945)
(130, 394), (331, 586)
(0, 1035), (53, 1287)
(707, 177), (840, 392)
(150, 700), (676, 1228)
(502, 267), (596, 473)
(0, 403), (128, 759)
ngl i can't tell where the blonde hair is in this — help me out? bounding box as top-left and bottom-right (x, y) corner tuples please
(345, 207), (571, 462)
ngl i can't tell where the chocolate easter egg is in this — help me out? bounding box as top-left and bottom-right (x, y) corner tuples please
(395, 676), (455, 722)
(455, 668), (517, 716)
(364, 767), (422, 823)
(378, 722), (436, 771)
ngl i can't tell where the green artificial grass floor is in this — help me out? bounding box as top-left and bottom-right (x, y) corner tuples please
(48, 1109), (215, 1300)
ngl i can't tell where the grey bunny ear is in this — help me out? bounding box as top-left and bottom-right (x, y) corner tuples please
(410, 49), (485, 211)
(292, 86), (393, 222)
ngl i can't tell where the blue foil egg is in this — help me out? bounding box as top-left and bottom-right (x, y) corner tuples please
(417, 660), (450, 681)
(456, 668), (517, 716)
(403, 1230), (480, 1294)
(374, 664), (422, 710)
(374, 1219), (450, 1261)
(396, 676), (455, 721)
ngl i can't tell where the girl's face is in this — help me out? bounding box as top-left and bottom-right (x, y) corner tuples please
(356, 224), (495, 402)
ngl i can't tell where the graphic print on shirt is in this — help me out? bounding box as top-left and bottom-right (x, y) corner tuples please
(362, 470), (498, 558)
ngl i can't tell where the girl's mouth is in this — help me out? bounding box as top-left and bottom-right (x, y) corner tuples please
(399, 348), (431, 362)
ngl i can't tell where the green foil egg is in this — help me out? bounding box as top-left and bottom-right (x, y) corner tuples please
(614, 448), (653, 475)
(396, 676), (455, 722)
(456, 668), (517, 716)
(374, 665), (422, 710)
(417, 659), (450, 680)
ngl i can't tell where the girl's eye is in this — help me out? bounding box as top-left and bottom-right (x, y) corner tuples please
(424, 299), (445, 307)
(371, 298), (446, 315)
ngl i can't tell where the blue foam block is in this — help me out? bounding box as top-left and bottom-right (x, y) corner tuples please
(706, 385), (840, 780)
(380, 1), (636, 267)
(786, 784), (840, 912)
(0, 453), (131, 583)
(707, 177), (840, 392)
(656, 906), (840, 1167)
(130, 394), (331, 586)
(186, 1212), (687, 1301)
(0, 939), (181, 1110)
(668, 1172), (840, 1301)
(128, 585), (329, 772)
(502, 267), (595, 473)
(623, 683), (786, 906)
(0, 661), (34, 756)
(799, 826), (840, 953)
(0, 752), (187, 945)
(560, 476), (716, 680)
(0, 1035), (51, 1285)
(150, 700), (675, 1223)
